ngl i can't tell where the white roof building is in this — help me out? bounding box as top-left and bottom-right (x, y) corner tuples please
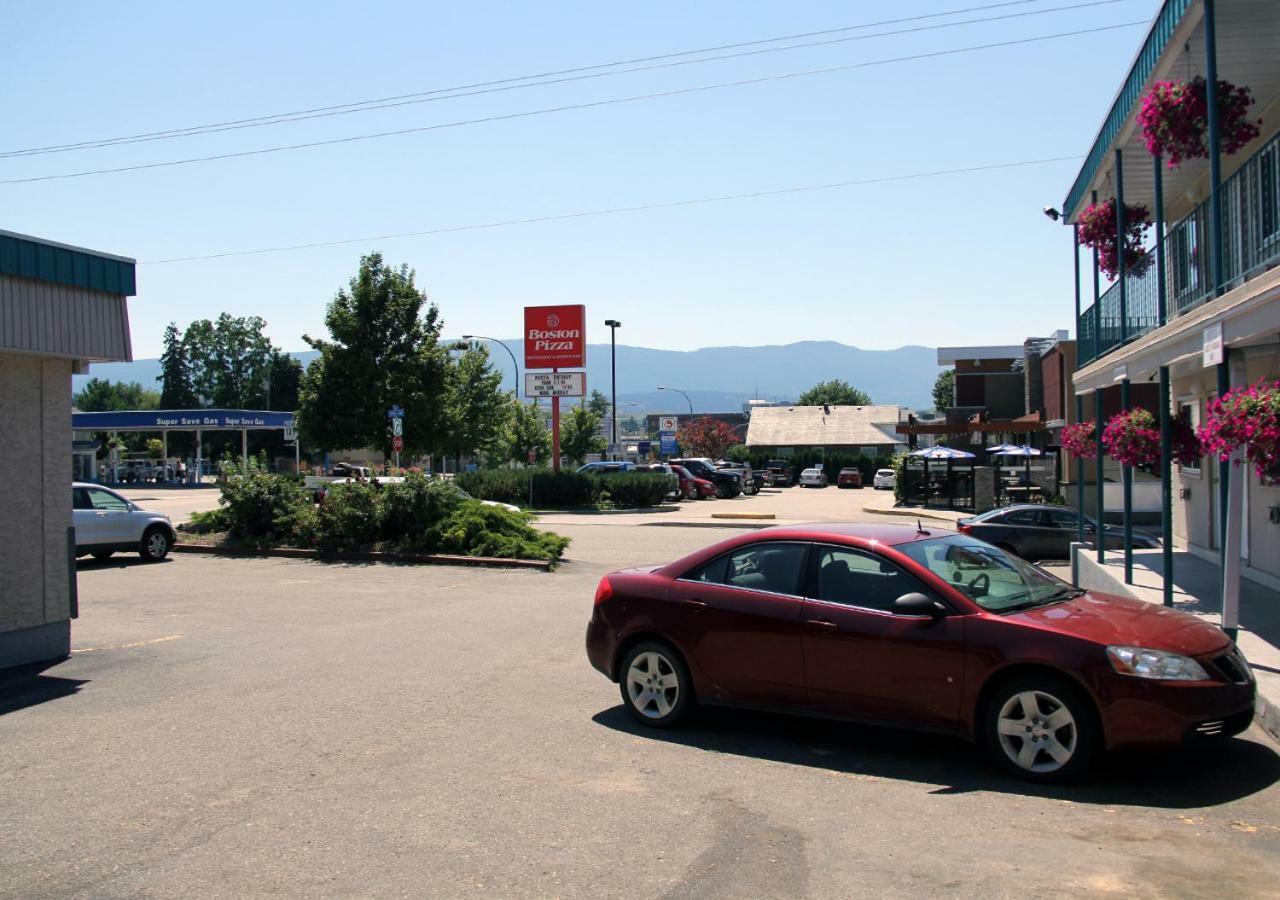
(745, 405), (907, 450)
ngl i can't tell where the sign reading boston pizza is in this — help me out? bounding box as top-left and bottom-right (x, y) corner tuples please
(524, 305), (586, 369)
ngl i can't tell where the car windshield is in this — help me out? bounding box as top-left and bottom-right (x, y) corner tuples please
(896, 535), (1080, 613)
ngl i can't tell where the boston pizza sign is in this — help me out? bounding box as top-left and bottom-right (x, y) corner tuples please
(524, 304), (585, 369)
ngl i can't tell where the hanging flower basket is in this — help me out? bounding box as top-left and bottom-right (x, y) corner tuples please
(1197, 378), (1280, 480)
(1061, 421), (1096, 459)
(1103, 408), (1160, 468)
(1077, 198), (1151, 281)
(1138, 77), (1262, 169)
(1170, 413), (1203, 468)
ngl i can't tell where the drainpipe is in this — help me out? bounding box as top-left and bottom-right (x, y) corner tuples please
(1095, 388), (1105, 563)
(1205, 0), (1225, 296)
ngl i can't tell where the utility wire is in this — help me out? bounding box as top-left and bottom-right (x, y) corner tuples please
(0, 0), (1108, 158)
(0, 21), (1145, 186)
(142, 155), (1081, 264)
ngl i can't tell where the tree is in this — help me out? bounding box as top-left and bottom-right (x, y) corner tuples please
(676, 416), (741, 460)
(158, 322), (197, 409)
(797, 379), (872, 407)
(620, 415), (643, 434)
(73, 378), (160, 412)
(933, 369), (955, 413)
(586, 389), (610, 418)
(297, 253), (448, 458)
(560, 404), (606, 465)
(263, 351), (303, 411)
(504, 397), (551, 466)
(183, 313), (276, 408)
(440, 344), (509, 468)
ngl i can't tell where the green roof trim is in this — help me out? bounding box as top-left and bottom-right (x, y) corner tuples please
(1063, 0), (1193, 221)
(0, 230), (136, 296)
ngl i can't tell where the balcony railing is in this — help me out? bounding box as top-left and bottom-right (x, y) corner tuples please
(1078, 131), (1280, 367)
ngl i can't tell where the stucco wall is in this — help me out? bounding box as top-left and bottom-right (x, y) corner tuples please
(0, 351), (72, 662)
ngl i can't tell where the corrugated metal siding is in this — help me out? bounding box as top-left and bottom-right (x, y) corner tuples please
(0, 233), (136, 296)
(0, 274), (132, 361)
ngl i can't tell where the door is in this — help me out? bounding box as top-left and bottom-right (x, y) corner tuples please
(1041, 507), (1085, 558)
(999, 507), (1057, 559)
(671, 541), (810, 706)
(801, 545), (966, 729)
(79, 486), (134, 545)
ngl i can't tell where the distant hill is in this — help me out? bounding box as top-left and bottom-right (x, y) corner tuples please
(73, 340), (938, 411)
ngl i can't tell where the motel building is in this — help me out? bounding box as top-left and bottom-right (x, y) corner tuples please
(1062, 0), (1280, 633)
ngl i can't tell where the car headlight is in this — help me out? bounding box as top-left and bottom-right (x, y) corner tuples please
(1106, 645), (1209, 681)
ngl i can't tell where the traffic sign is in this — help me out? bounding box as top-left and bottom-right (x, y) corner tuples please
(392, 435), (404, 453)
(391, 418), (403, 436)
(283, 422), (296, 442)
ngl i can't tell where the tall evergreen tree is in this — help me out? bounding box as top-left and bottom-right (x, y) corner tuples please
(158, 322), (197, 409)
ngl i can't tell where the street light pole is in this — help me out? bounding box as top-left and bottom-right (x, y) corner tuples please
(658, 385), (693, 416)
(604, 319), (621, 458)
(461, 335), (520, 395)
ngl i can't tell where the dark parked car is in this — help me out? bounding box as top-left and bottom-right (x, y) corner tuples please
(716, 462), (760, 495)
(586, 524), (1253, 782)
(670, 458), (742, 498)
(957, 505), (1160, 560)
(764, 459), (792, 487)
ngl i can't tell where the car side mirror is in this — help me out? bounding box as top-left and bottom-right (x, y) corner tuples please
(895, 592), (945, 618)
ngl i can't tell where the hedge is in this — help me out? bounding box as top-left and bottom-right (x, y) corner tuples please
(454, 468), (671, 509)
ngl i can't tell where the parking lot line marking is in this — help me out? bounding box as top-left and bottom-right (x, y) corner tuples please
(71, 634), (183, 653)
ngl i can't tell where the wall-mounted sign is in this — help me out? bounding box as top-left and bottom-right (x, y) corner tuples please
(524, 304), (586, 369)
(1113, 364), (1128, 383)
(658, 415), (678, 432)
(1203, 322), (1224, 367)
(526, 371), (586, 397)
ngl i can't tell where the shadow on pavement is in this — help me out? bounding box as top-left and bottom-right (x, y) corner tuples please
(76, 556), (173, 570)
(0, 660), (88, 716)
(592, 704), (1280, 809)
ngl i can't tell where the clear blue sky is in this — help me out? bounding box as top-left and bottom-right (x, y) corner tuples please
(2, 0), (1158, 359)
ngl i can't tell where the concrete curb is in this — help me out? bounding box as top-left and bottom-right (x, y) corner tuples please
(860, 504), (957, 523)
(172, 542), (552, 571)
(528, 506), (679, 516)
(640, 521), (770, 530)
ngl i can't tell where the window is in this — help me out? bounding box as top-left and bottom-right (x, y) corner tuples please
(1177, 399), (1201, 476)
(72, 488), (93, 510)
(1044, 509), (1078, 529)
(86, 489), (130, 511)
(682, 556), (727, 585)
(1002, 509), (1042, 526)
(723, 542), (807, 595)
(811, 546), (929, 613)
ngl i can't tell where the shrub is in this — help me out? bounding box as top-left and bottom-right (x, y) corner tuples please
(218, 460), (311, 543)
(427, 502), (570, 562)
(455, 469), (599, 508)
(380, 475), (465, 551)
(591, 473), (670, 508)
(182, 508), (229, 534)
(313, 481), (382, 552)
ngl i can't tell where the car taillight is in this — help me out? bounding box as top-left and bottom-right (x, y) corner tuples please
(594, 576), (614, 606)
(958, 523), (972, 534)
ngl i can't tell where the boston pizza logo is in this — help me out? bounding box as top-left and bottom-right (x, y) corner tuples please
(546, 313), (560, 328)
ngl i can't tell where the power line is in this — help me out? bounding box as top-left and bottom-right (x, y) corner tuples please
(142, 155), (1081, 264)
(0, 21), (1145, 186)
(0, 0), (1108, 158)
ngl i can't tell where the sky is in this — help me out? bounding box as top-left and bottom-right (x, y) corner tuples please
(2, 0), (1160, 360)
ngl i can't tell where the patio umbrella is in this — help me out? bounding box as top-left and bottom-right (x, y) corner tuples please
(909, 447), (975, 506)
(993, 445), (1042, 490)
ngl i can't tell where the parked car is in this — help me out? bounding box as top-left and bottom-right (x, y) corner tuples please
(576, 461), (638, 475)
(957, 505), (1160, 560)
(715, 462), (759, 495)
(873, 468), (896, 490)
(72, 482), (176, 562)
(764, 459), (792, 487)
(798, 467), (828, 488)
(670, 458), (742, 498)
(585, 524), (1255, 783)
(836, 467), (863, 489)
(671, 465), (715, 500)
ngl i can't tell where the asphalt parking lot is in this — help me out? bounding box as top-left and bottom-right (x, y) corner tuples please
(3, 519), (1280, 898)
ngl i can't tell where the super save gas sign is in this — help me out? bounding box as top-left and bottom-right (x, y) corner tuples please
(524, 305), (585, 369)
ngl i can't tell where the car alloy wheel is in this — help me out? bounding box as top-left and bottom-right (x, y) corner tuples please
(996, 689), (1077, 775)
(619, 642), (690, 727)
(141, 527), (171, 561)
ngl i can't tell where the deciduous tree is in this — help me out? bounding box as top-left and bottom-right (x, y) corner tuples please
(560, 405), (606, 465)
(932, 369), (955, 413)
(504, 397), (551, 466)
(676, 416), (741, 460)
(797, 379), (872, 407)
(440, 344), (509, 468)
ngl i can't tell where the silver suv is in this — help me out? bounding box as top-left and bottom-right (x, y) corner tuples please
(73, 483), (176, 561)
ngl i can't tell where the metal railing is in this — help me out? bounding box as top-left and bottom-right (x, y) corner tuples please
(1078, 132), (1280, 367)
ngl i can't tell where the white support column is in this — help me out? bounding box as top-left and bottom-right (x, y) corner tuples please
(241, 429), (248, 465)
(195, 430), (203, 484)
(1221, 357), (1247, 640)
(162, 430), (169, 477)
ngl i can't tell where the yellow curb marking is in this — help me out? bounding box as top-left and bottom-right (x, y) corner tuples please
(72, 635), (183, 654)
(710, 513), (776, 520)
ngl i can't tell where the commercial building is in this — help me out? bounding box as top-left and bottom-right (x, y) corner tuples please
(1061, 0), (1280, 622)
(0, 230), (134, 667)
(745, 404), (907, 456)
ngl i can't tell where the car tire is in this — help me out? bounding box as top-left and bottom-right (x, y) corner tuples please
(139, 526), (172, 562)
(92, 550), (113, 561)
(618, 641), (692, 728)
(984, 674), (1099, 783)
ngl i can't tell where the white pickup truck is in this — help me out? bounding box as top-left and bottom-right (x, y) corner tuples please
(304, 464), (402, 500)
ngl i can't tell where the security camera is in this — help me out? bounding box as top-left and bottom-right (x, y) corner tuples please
(1043, 206), (1062, 221)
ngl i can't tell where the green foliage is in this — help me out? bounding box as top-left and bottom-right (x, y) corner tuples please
(441, 344), (509, 464)
(312, 481), (383, 552)
(298, 253), (448, 457)
(217, 457), (313, 543)
(183, 508), (229, 534)
(454, 468), (669, 508)
(560, 404), (606, 465)
(427, 503), (569, 562)
(891, 452), (909, 503)
(159, 322), (198, 410)
(183, 313), (277, 408)
(586, 389), (610, 418)
(146, 439), (164, 459)
(797, 379), (872, 407)
(932, 369), (955, 413)
(724, 444), (751, 463)
(595, 473), (671, 508)
(503, 398), (551, 466)
(379, 475), (465, 551)
(74, 377), (160, 412)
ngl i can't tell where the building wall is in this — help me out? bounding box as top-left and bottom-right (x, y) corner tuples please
(0, 273), (132, 361)
(0, 352), (73, 665)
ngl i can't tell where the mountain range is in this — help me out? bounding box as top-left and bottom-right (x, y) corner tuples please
(72, 340), (940, 412)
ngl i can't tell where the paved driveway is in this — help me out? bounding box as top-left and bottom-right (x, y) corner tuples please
(2, 522), (1278, 898)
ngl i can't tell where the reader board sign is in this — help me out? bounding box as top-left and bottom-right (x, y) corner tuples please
(524, 304), (586, 369)
(659, 434), (678, 456)
(526, 371), (586, 398)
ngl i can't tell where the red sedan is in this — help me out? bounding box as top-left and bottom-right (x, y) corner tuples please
(585, 524), (1255, 782)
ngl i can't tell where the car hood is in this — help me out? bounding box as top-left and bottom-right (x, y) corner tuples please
(1008, 591), (1229, 656)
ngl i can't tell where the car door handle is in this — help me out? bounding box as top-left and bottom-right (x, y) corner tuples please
(680, 598), (708, 610)
(805, 618), (838, 630)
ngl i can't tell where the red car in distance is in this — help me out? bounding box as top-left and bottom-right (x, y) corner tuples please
(671, 464), (715, 500)
(586, 524), (1255, 782)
